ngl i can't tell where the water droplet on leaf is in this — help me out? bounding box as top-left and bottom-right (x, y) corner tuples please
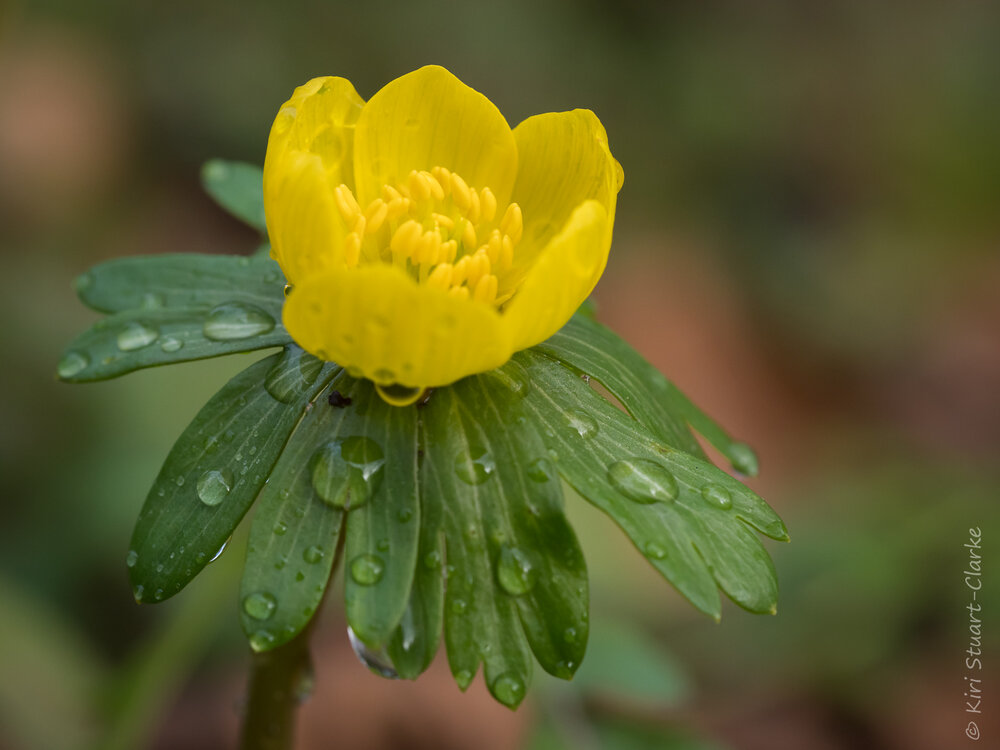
(243, 591), (277, 620)
(496, 546), (536, 596)
(701, 483), (733, 509)
(117, 321), (159, 351)
(347, 626), (398, 678)
(310, 437), (385, 509)
(454, 445), (495, 485)
(491, 673), (526, 708)
(350, 554), (385, 585)
(57, 351), (89, 378)
(607, 459), (678, 504)
(126, 550), (138, 568)
(566, 409), (598, 438)
(197, 469), (234, 506)
(159, 336), (183, 353)
(203, 302), (275, 340)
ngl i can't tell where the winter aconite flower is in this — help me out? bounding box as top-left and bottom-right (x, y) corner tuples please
(264, 66), (623, 402)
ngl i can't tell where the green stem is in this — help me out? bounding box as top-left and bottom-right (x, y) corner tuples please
(240, 526), (345, 750)
(239, 626), (314, 750)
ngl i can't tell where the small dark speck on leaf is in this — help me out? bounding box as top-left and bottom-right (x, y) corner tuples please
(328, 390), (352, 408)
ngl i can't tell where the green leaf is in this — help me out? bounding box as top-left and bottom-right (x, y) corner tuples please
(340, 382), (421, 649)
(200, 160), (267, 232)
(387, 474), (444, 679)
(421, 364), (590, 707)
(73, 252), (283, 315)
(515, 350), (785, 618)
(129, 347), (336, 603)
(539, 314), (759, 475)
(57, 306), (291, 382)
(60, 253), (291, 382)
(238, 368), (352, 652)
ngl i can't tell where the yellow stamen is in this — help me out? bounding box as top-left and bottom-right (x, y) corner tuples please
(365, 199), (388, 234)
(500, 204), (523, 244)
(480, 188), (497, 222)
(473, 273), (498, 305)
(427, 263), (453, 290)
(334, 184), (361, 224)
(462, 221), (477, 250)
(323, 168), (524, 310)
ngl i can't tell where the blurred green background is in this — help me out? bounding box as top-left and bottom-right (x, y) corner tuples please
(1, 1), (997, 748)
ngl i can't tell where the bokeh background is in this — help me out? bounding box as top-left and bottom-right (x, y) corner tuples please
(2, 1), (998, 748)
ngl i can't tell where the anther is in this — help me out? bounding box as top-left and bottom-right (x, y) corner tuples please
(439, 239), (458, 264)
(486, 229), (502, 264)
(499, 235), (514, 272)
(462, 221), (477, 250)
(364, 200), (387, 234)
(427, 263), (453, 290)
(334, 184), (361, 224)
(422, 171), (445, 201)
(473, 273), (498, 305)
(449, 285), (470, 300)
(500, 204), (523, 244)
(408, 170), (431, 201)
(450, 173), (471, 213)
(432, 213), (454, 230)
(468, 189), (481, 224)
(344, 233), (362, 267)
(480, 188), (497, 222)
(391, 220), (422, 261)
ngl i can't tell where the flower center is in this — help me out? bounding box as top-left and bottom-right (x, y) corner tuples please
(332, 167), (523, 307)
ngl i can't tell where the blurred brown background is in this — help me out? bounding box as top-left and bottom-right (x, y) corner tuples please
(1, 1), (998, 749)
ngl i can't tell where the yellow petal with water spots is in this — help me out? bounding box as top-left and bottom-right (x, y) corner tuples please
(509, 109), (622, 287)
(352, 66), (518, 208)
(283, 264), (512, 388)
(501, 200), (609, 350)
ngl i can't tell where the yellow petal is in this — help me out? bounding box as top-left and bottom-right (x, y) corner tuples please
(264, 151), (348, 284)
(352, 66), (518, 207)
(284, 264), (512, 388)
(509, 109), (622, 282)
(265, 76), (365, 185)
(501, 200), (609, 350)
(264, 77), (365, 283)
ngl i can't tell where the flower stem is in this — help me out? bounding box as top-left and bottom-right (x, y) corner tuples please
(240, 531), (345, 750)
(239, 626), (314, 750)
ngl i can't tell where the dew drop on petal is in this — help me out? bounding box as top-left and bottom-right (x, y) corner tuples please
(701, 483), (733, 509)
(350, 554), (385, 586)
(117, 321), (159, 351)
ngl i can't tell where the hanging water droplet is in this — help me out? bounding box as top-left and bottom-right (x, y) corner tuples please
(243, 591), (277, 620)
(249, 630), (276, 652)
(374, 382), (424, 407)
(496, 545), (537, 596)
(350, 554), (385, 585)
(57, 351), (89, 378)
(727, 442), (759, 476)
(208, 537), (230, 563)
(283, 284), (294, 297)
(303, 545), (324, 564)
(159, 336), (184, 353)
(117, 321), (159, 351)
(491, 672), (526, 708)
(454, 445), (495, 485)
(197, 469), (234, 506)
(607, 459), (678, 504)
(526, 457), (554, 483)
(133, 584), (145, 602)
(566, 409), (598, 439)
(203, 302), (276, 341)
(310, 437), (385, 509)
(347, 626), (398, 679)
(293, 658), (315, 704)
(644, 541), (668, 559)
(126, 550), (138, 568)
(454, 669), (474, 689)
(701, 483), (733, 509)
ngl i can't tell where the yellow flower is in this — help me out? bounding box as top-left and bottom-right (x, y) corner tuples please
(264, 65), (623, 403)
